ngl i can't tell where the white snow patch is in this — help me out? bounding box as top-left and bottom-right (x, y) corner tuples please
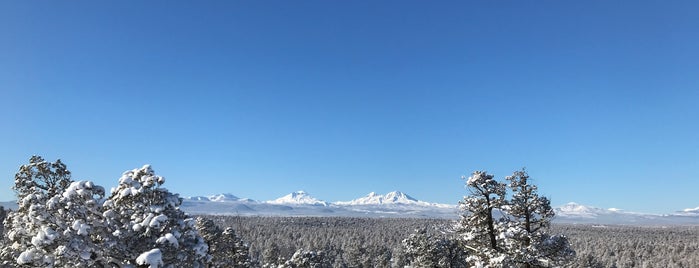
(71, 220), (90, 236)
(136, 248), (163, 268)
(156, 233), (179, 248)
(149, 214), (168, 228)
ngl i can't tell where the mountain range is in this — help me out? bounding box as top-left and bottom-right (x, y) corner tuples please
(552, 202), (699, 225)
(177, 191), (699, 225)
(180, 191), (459, 219)
(0, 191), (696, 225)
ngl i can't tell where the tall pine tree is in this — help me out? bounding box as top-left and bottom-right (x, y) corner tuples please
(457, 170), (574, 267)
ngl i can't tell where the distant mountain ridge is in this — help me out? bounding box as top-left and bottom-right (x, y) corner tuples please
(266, 191), (328, 206)
(333, 191), (453, 208)
(181, 190), (458, 219)
(179, 193), (699, 225)
(185, 193), (255, 203)
(553, 202), (699, 225)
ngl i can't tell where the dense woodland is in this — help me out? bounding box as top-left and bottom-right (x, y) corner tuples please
(555, 224), (699, 268)
(1, 156), (697, 267)
(207, 215), (699, 268)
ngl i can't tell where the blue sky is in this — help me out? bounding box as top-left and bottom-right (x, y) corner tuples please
(1, 1), (697, 214)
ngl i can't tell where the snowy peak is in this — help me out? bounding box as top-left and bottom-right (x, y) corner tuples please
(551, 202), (699, 225)
(384, 191), (418, 203)
(185, 193), (255, 202)
(188, 196), (211, 201)
(334, 191), (451, 208)
(208, 193), (241, 202)
(266, 191), (328, 206)
(682, 206), (699, 214)
(554, 202), (611, 218)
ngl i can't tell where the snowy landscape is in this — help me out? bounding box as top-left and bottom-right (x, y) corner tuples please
(0, 157), (697, 267)
(3, 1), (699, 267)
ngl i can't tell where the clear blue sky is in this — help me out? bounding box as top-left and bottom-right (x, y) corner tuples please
(1, 1), (697, 214)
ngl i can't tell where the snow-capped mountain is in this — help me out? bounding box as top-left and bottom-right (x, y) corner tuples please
(266, 191), (328, 206)
(334, 191), (454, 208)
(555, 202), (613, 219)
(682, 206), (699, 214)
(210, 193), (255, 202)
(177, 194), (699, 224)
(187, 196), (211, 201)
(180, 190), (458, 218)
(553, 202), (699, 225)
(185, 193), (255, 202)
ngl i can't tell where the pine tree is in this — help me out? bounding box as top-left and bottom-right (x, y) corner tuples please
(402, 228), (438, 267)
(102, 165), (209, 267)
(401, 228), (469, 268)
(1, 156), (76, 266)
(279, 249), (331, 268)
(456, 171), (510, 267)
(48, 180), (108, 267)
(456, 170), (574, 267)
(504, 170), (574, 267)
(195, 217), (252, 267)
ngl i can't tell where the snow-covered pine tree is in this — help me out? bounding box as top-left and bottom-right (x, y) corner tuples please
(1, 156), (109, 267)
(1, 156), (76, 266)
(102, 165), (209, 267)
(195, 217), (252, 267)
(402, 228), (438, 267)
(457, 169), (575, 267)
(456, 171), (510, 267)
(433, 236), (470, 268)
(47, 180), (108, 267)
(401, 228), (468, 268)
(279, 249), (331, 268)
(504, 169), (574, 267)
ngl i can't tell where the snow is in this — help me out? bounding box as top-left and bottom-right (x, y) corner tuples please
(333, 191), (453, 208)
(682, 206), (699, 213)
(552, 202), (699, 225)
(71, 220), (90, 236)
(208, 193), (241, 202)
(335, 191), (415, 205)
(17, 249), (39, 264)
(555, 202), (603, 218)
(31, 226), (58, 247)
(266, 191), (329, 206)
(149, 214), (168, 228)
(465, 174), (479, 185)
(136, 248), (163, 268)
(156, 233), (179, 248)
(188, 196), (210, 201)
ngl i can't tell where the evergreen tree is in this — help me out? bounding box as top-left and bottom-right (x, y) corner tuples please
(402, 228), (438, 267)
(195, 217), (252, 267)
(47, 180), (108, 267)
(279, 249), (331, 268)
(402, 228), (469, 268)
(102, 165), (209, 267)
(456, 171), (510, 267)
(456, 170), (574, 267)
(504, 170), (574, 267)
(0, 156), (102, 267)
